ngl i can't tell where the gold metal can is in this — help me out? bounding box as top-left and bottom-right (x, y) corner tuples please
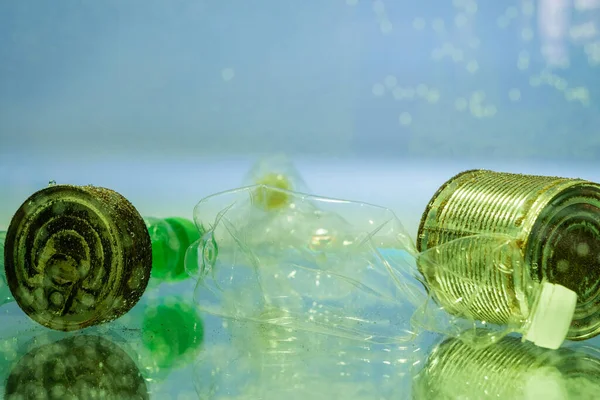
(417, 169), (600, 341)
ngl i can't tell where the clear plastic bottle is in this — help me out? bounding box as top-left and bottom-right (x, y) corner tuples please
(185, 184), (576, 349)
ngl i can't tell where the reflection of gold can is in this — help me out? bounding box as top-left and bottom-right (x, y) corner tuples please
(413, 333), (600, 399)
(417, 169), (600, 340)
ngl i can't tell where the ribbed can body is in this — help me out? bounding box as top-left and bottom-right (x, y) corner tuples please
(417, 169), (600, 340)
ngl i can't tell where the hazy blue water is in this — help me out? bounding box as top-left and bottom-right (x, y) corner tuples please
(1, 1), (599, 161)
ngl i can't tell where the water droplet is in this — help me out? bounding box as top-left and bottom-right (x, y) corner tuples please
(48, 180), (57, 187)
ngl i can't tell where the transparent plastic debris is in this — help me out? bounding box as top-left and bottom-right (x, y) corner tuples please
(186, 185), (576, 349)
(186, 184), (423, 344)
(413, 330), (600, 399)
(193, 316), (426, 400)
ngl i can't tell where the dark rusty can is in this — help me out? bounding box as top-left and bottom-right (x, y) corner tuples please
(4, 184), (152, 331)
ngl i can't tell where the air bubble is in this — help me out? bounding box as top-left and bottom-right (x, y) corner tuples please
(576, 242), (590, 257)
(452, 49), (464, 62)
(466, 60), (479, 73)
(455, 13), (468, 28)
(398, 112), (412, 126)
(522, 1), (535, 16)
(529, 76), (542, 87)
(221, 68), (235, 82)
(521, 28), (534, 41)
(484, 105), (497, 117)
(455, 97), (468, 111)
(506, 6), (519, 19)
(372, 0), (385, 15)
(471, 91), (485, 103)
(427, 89), (441, 104)
(432, 18), (445, 33)
(432, 48), (444, 61)
(465, 1), (478, 14)
(557, 259), (569, 272)
(416, 84), (429, 97)
(380, 20), (393, 34)
(497, 16), (510, 29)
(80, 293), (96, 308)
(469, 37), (481, 49)
(50, 291), (64, 306)
(384, 75), (397, 88)
(372, 84), (385, 97)
(518, 53), (530, 70)
(413, 18), (426, 30)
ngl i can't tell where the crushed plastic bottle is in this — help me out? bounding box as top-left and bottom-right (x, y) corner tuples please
(185, 184), (577, 350)
(186, 184), (422, 344)
(413, 330), (600, 399)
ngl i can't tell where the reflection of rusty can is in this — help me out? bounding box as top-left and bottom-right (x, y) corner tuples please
(417, 169), (600, 341)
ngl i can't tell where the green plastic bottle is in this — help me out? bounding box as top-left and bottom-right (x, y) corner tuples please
(145, 217), (202, 282)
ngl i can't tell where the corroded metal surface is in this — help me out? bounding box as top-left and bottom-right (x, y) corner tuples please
(4, 184), (152, 331)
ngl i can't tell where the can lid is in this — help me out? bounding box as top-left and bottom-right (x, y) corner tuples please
(524, 282), (577, 349)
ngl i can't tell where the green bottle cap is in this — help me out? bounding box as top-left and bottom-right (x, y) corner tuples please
(146, 217), (201, 282)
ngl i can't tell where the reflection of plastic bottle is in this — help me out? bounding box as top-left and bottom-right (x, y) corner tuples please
(2, 184), (198, 332)
(186, 185), (573, 349)
(194, 315), (423, 400)
(413, 331), (600, 399)
(4, 334), (149, 400)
